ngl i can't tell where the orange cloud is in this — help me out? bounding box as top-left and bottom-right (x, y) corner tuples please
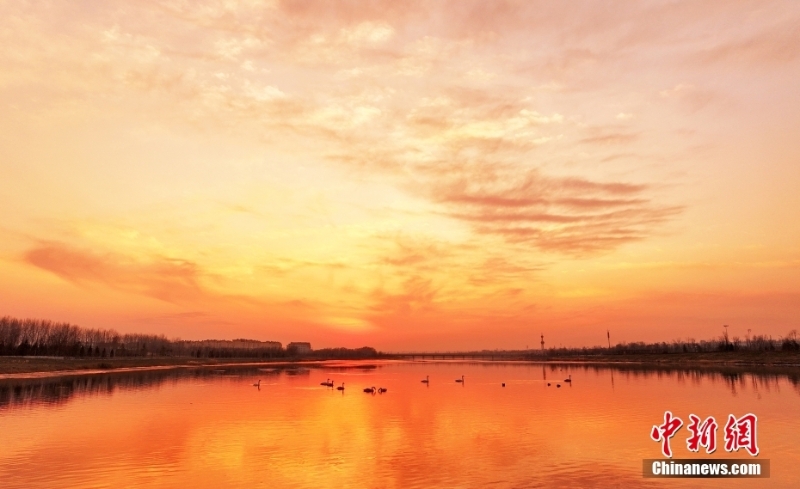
(429, 171), (680, 254)
(23, 242), (206, 303)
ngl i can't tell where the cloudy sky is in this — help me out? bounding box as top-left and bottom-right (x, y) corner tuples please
(2, 1), (799, 349)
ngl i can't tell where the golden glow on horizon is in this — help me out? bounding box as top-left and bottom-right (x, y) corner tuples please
(1, 1), (799, 348)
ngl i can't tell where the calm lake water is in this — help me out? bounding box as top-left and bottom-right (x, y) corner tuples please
(1, 361), (798, 488)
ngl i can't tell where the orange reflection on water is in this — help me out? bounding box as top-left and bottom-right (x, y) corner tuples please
(1, 362), (798, 488)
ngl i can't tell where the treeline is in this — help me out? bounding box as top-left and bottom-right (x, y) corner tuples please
(306, 347), (378, 359)
(0, 316), (379, 359)
(0, 317), (173, 357)
(0, 316), (286, 358)
(543, 330), (800, 357)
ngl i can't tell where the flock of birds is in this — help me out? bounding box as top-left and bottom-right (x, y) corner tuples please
(315, 379), (388, 393)
(545, 374), (571, 388)
(251, 373), (574, 391)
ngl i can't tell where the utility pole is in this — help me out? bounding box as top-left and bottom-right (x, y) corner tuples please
(607, 329), (611, 349)
(540, 334), (545, 353)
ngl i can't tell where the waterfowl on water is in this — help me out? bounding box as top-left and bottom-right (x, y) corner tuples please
(502, 383), (505, 387)
(252, 380), (261, 387)
(547, 383), (551, 386)
(378, 387), (387, 393)
(320, 378), (330, 386)
(421, 375), (429, 384)
(337, 382), (345, 391)
(455, 375), (464, 383)
(564, 375), (572, 383)
(556, 384), (561, 388)
(363, 386), (376, 393)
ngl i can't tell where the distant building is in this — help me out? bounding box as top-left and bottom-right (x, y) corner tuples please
(287, 342), (312, 355)
(180, 339), (282, 350)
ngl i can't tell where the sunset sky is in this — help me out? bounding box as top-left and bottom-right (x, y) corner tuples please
(1, 1), (799, 350)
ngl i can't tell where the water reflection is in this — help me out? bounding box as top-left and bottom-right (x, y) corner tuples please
(0, 366), (281, 410)
(539, 362), (800, 398)
(1, 361), (798, 489)
(1, 362), (798, 411)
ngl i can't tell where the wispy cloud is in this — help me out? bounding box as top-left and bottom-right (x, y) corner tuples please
(24, 242), (206, 303)
(427, 169), (680, 254)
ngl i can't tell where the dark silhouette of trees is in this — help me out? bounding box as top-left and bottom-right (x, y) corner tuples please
(782, 330), (799, 351)
(0, 316), (285, 358)
(533, 331), (790, 358)
(3, 314), (792, 361)
(308, 347), (378, 359)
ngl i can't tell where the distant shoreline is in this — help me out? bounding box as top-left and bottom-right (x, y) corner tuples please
(1, 351), (798, 380)
(0, 357), (325, 380)
(387, 350), (800, 368)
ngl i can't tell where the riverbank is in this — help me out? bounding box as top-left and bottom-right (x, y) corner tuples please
(0, 356), (308, 378)
(527, 350), (800, 367)
(1, 350), (798, 379)
(389, 350), (800, 367)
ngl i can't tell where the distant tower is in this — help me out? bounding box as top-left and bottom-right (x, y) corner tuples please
(540, 334), (545, 352)
(607, 329), (611, 349)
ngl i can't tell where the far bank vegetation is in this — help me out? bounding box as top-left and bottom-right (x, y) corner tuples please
(0, 316), (377, 359)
